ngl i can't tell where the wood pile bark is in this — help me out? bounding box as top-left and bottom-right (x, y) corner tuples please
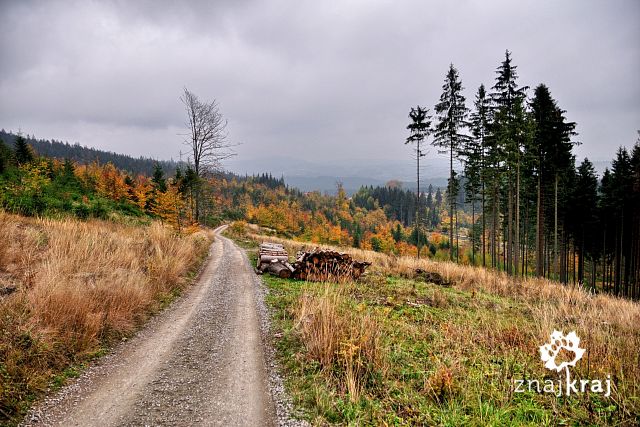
(256, 243), (294, 278)
(257, 242), (289, 264)
(291, 249), (371, 282)
(255, 243), (371, 282)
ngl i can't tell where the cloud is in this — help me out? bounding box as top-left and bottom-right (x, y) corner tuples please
(1, 0), (638, 173)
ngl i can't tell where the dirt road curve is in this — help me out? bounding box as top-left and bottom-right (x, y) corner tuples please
(23, 226), (283, 427)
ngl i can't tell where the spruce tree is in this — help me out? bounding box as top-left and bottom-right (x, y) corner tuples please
(469, 84), (492, 266)
(152, 162), (167, 192)
(433, 63), (470, 261)
(529, 84), (576, 278)
(0, 139), (13, 173)
(569, 158), (598, 286)
(406, 106), (432, 258)
(610, 147), (633, 295)
(631, 136), (640, 299)
(489, 51), (529, 275)
(14, 135), (34, 165)
(599, 168), (616, 291)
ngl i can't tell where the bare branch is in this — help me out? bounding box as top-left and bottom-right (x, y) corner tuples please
(181, 87), (236, 177)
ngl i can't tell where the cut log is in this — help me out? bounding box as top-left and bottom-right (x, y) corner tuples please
(264, 261), (292, 279)
(258, 254), (289, 263)
(256, 244), (371, 282)
(290, 249), (371, 282)
(258, 242), (289, 268)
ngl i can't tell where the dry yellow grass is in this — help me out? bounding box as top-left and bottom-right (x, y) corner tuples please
(0, 212), (212, 422)
(251, 231), (640, 415)
(294, 286), (383, 402)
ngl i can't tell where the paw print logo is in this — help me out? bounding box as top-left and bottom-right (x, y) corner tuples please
(539, 330), (585, 372)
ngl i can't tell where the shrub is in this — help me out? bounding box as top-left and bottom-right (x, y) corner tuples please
(72, 202), (90, 219)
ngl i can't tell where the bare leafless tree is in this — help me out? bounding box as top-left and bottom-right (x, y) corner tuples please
(181, 87), (235, 221)
(181, 88), (235, 176)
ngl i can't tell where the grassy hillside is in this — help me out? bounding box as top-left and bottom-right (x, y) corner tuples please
(231, 224), (640, 426)
(0, 213), (212, 425)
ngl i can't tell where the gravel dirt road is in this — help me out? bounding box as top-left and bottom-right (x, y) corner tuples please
(22, 226), (289, 427)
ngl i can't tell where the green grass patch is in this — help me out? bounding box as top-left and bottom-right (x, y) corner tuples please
(262, 273), (629, 426)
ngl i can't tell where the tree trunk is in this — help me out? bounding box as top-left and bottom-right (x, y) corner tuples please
(578, 228), (585, 284)
(571, 243), (576, 285)
(602, 227), (607, 292)
(615, 219), (621, 295)
(514, 158), (520, 278)
(449, 141), (454, 262)
(536, 172), (544, 276)
(523, 199), (529, 277)
(507, 177), (513, 275)
(554, 174), (559, 281)
(456, 206), (459, 263)
(416, 140), (421, 259)
(492, 179), (498, 269)
(482, 181), (486, 267)
(471, 199), (475, 265)
(563, 232), (568, 284)
(503, 220), (507, 271)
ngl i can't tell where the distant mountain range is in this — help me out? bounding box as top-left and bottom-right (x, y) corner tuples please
(226, 156), (613, 195)
(280, 175), (448, 195)
(1, 130), (613, 195)
(225, 155), (452, 194)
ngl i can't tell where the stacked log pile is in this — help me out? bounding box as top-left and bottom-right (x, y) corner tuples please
(258, 242), (289, 264)
(256, 243), (371, 282)
(291, 249), (371, 282)
(256, 243), (294, 278)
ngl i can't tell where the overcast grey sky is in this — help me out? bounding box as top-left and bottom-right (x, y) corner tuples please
(1, 0), (638, 177)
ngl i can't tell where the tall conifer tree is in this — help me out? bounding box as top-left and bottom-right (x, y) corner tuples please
(406, 106), (432, 258)
(490, 50), (528, 275)
(468, 84), (492, 266)
(433, 63), (470, 261)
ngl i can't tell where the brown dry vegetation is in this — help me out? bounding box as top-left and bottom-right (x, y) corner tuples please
(250, 231), (640, 424)
(0, 212), (212, 423)
(294, 288), (384, 402)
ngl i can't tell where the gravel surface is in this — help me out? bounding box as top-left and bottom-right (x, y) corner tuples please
(21, 226), (306, 427)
